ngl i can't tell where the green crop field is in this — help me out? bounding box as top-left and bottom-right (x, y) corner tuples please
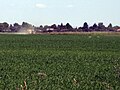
(0, 34), (120, 90)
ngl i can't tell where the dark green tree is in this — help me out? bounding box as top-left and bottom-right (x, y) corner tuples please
(82, 22), (89, 32)
(66, 23), (73, 30)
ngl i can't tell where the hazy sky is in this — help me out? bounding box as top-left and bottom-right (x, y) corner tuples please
(0, 0), (120, 26)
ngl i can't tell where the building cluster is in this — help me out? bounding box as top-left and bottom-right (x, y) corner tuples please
(0, 22), (120, 33)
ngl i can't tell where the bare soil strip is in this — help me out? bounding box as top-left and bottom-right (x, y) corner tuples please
(36, 32), (120, 36)
(0, 32), (120, 36)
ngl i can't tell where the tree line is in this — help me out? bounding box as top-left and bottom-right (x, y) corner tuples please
(0, 22), (120, 33)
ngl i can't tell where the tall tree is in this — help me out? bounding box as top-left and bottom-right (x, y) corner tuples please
(51, 24), (57, 29)
(93, 23), (97, 29)
(60, 23), (64, 30)
(66, 23), (73, 30)
(82, 22), (89, 32)
(92, 23), (98, 31)
(107, 23), (114, 31)
(98, 22), (106, 31)
(108, 23), (112, 28)
(3, 22), (9, 29)
(13, 23), (21, 32)
(0, 23), (4, 32)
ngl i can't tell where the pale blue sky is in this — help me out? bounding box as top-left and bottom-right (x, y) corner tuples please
(0, 0), (120, 27)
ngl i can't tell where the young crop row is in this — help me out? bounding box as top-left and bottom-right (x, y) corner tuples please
(0, 34), (120, 89)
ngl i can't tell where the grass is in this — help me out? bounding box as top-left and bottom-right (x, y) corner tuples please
(0, 34), (120, 90)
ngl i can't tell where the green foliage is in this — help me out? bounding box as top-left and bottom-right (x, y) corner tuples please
(0, 34), (120, 90)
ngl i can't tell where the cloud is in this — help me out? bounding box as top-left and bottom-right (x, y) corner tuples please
(67, 5), (74, 8)
(35, 3), (47, 9)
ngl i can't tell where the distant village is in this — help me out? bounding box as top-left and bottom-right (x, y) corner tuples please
(0, 22), (120, 34)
